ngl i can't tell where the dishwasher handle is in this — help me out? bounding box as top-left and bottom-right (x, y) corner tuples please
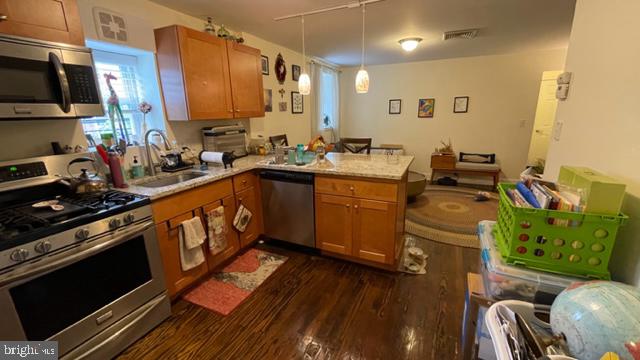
(259, 170), (314, 184)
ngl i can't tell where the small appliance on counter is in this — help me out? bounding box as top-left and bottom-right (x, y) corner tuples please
(202, 124), (248, 157)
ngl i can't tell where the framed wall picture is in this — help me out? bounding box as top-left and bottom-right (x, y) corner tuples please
(418, 98), (435, 118)
(291, 91), (303, 114)
(389, 99), (402, 114)
(261, 55), (269, 75)
(278, 101), (287, 112)
(264, 89), (272, 112)
(292, 64), (301, 81)
(453, 96), (469, 113)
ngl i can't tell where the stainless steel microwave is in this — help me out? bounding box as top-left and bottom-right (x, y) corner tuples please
(0, 34), (104, 119)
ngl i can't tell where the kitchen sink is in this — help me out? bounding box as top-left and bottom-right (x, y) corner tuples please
(138, 171), (207, 188)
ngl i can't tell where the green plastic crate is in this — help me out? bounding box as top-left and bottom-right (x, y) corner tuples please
(494, 183), (628, 279)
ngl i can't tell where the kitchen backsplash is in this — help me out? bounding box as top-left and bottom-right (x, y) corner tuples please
(0, 117), (252, 162)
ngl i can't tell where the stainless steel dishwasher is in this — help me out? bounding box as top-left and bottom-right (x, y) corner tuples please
(259, 170), (315, 247)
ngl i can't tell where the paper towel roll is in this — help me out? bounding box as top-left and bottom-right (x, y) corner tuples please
(200, 151), (225, 164)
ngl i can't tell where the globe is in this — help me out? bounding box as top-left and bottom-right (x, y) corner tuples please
(550, 281), (640, 360)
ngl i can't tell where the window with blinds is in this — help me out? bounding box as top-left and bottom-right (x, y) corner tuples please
(81, 50), (146, 146)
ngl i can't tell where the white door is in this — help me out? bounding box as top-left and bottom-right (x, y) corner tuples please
(527, 71), (562, 165)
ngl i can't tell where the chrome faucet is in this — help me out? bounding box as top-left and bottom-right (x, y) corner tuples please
(144, 129), (172, 176)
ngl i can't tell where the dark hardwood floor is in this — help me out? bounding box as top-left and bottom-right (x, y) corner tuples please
(117, 239), (480, 360)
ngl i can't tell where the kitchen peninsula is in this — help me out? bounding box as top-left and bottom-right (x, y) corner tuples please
(125, 153), (413, 298)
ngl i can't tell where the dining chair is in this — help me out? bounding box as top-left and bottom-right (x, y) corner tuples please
(269, 134), (289, 147)
(340, 137), (372, 154)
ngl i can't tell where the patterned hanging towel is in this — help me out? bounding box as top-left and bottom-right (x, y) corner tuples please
(233, 204), (253, 233)
(206, 206), (227, 255)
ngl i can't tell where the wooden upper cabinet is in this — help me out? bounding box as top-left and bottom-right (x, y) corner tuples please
(179, 27), (234, 120)
(227, 41), (265, 118)
(0, 0), (84, 46)
(154, 25), (264, 121)
(155, 25), (233, 121)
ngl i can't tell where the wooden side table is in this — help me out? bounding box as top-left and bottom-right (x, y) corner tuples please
(462, 272), (496, 360)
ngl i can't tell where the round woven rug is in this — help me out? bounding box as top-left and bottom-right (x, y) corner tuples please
(405, 186), (498, 248)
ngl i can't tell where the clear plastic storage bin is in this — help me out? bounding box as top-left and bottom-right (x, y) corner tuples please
(478, 221), (585, 302)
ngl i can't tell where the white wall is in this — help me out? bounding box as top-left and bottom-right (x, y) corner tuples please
(339, 49), (566, 181)
(0, 0), (310, 160)
(544, 0), (640, 285)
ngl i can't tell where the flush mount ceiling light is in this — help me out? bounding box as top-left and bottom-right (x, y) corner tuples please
(399, 37), (422, 52)
(298, 15), (311, 95)
(354, 2), (369, 94)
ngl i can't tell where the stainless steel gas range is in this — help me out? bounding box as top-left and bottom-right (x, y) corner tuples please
(0, 154), (170, 359)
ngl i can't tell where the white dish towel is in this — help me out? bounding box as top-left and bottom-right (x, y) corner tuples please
(179, 216), (206, 271)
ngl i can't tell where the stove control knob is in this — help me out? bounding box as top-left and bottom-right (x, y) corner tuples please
(75, 228), (90, 240)
(34, 240), (52, 254)
(123, 213), (135, 224)
(10, 249), (29, 262)
(109, 218), (121, 229)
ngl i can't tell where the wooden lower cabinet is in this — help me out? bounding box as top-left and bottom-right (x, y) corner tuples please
(315, 193), (353, 255)
(156, 211), (208, 297)
(201, 195), (240, 270)
(353, 199), (397, 264)
(315, 175), (406, 268)
(235, 185), (262, 248)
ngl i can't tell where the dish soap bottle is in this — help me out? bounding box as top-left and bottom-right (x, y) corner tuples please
(131, 156), (145, 179)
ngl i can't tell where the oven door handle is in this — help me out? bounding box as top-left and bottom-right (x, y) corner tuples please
(49, 52), (72, 113)
(0, 220), (154, 287)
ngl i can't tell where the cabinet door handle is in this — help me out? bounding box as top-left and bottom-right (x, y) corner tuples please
(235, 109), (240, 112)
(228, 109), (234, 113)
(349, 186), (355, 191)
(345, 204), (350, 208)
(238, 198), (243, 203)
(0, 15), (7, 21)
(354, 204), (359, 209)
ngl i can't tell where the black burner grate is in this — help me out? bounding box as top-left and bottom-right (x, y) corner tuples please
(0, 190), (144, 243)
(62, 190), (138, 211)
(0, 209), (48, 241)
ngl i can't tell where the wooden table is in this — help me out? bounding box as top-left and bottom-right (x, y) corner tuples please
(431, 167), (501, 190)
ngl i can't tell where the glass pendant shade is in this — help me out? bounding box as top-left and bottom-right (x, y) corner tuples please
(355, 68), (369, 94)
(298, 72), (311, 95)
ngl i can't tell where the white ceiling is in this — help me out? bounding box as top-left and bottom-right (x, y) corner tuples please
(149, 0), (576, 67)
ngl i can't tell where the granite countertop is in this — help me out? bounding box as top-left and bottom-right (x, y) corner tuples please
(124, 153), (414, 200)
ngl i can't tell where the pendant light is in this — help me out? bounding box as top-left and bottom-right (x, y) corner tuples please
(355, 3), (369, 94)
(298, 15), (311, 95)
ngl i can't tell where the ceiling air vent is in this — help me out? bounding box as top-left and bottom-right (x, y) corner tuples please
(443, 29), (479, 41)
(92, 7), (129, 43)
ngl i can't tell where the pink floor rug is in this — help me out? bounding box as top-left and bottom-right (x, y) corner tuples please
(183, 248), (288, 315)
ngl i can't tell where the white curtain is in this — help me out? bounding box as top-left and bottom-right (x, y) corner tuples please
(310, 62), (340, 143)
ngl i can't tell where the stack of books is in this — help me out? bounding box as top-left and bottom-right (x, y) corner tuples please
(506, 181), (585, 226)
